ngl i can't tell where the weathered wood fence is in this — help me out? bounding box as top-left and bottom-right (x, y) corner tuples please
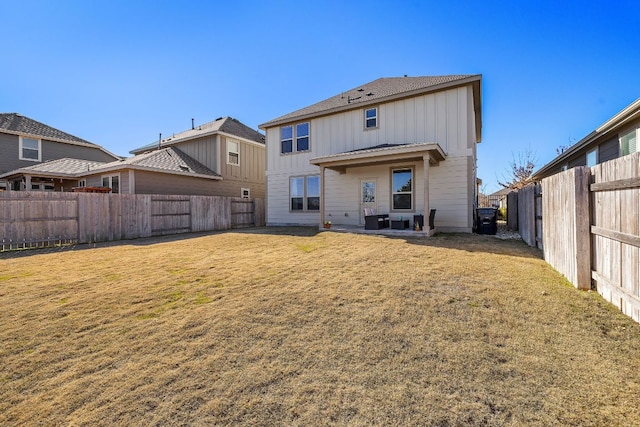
(0, 192), (265, 250)
(510, 153), (640, 323)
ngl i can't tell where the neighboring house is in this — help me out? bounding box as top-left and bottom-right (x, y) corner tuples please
(479, 187), (510, 209)
(0, 113), (120, 190)
(259, 75), (482, 232)
(130, 116), (265, 199)
(533, 98), (640, 180)
(0, 147), (221, 194)
(1, 116), (265, 198)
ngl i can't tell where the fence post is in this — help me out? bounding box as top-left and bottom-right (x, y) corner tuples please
(574, 166), (591, 290)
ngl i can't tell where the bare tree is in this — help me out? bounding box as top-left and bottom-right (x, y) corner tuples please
(498, 149), (537, 190)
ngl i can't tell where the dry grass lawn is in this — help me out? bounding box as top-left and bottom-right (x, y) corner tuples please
(1, 227), (640, 426)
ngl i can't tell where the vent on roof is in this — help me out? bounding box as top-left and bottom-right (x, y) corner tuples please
(366, 92), (374, 96)
(357, 88), (364, 92)
(179, 165), (189, 171)
(215, 117), (223, 121)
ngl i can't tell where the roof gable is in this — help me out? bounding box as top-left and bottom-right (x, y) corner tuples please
(259, 75), (481, 128)
(0, 113), (94, 146)
(130, 116), (265, 154)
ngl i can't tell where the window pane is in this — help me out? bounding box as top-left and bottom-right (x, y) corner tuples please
(366, 118), (377, 128)
(296, 137), (309, 151)
(281, 126), (293, 140)
(281, 140), (293, 153)
(393, 194), (412, 210)
(365, 108), (377, 118)
(307, 197), (320, 210)
(23, 138), (39, 149)
(621, 129), (637, 156)
(392, 169), (412, 192)
(296, 122), (309, 137)
(229, 152), (239, 164)
(307, 176), (320, 197)
(291, 197), (304, 210)
(22, 148), (39, 159)
(586, 149), (597, 167)
(102, 177), (109, 187)
(362, 182), (375, 203)
(290, 177), (304, 197)
(111, 176), (119, 194)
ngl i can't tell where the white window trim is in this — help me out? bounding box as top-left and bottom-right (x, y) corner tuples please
(78, 179), (87, 188)
(101, 173), (120, 193)
(619, 126), (639, 157)
(227, 139), (240, 166)
(280, 122), (310, 155)
(289, 175), (320, 212)
(241, 187), (250, 198)
(364, 107), (378, 130)
(391, 167), (414, 212)
(19, 136), (42, 162)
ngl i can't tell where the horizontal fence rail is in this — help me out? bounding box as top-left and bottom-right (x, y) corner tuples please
(509, 152), (640, 324)
(0, 192), (265, 251)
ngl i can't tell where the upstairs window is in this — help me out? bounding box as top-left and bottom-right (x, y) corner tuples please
(281, 122), (310, 154)
(20, 137), (41, 161)
(620, 127), (638, 156)
(281, 126), (293, 154)
(227, 140), (239, 165)
(586, 148), (598, 167)
(296, 122), (309, 151)
(365, 107), (378, 129)
(392, 168), (413, 210)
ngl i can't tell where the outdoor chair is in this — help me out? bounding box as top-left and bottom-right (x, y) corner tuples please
(364, 208), (389, 230)
(428, 209), (436, 230)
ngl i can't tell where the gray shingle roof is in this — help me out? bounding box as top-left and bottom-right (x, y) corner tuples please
(101, 147), (219, 177)
(0, 158), (105, 178)
(260, 75), (481, 128)
(130, 116), (265, 154)
(0, 113), (97, 146)
(0, 147), (220, 180)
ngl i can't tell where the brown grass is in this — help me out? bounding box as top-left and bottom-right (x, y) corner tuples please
(1, 228), (639, 426)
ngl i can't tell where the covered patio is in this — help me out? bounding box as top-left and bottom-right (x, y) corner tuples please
(310, 142), (446, 235)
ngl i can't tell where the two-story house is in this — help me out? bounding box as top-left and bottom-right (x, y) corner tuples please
(1, 116), (266, 198)
(0, 113), (120, 190)
(128, 116), (265, 198)
(533, 98), (640, 180)
(259, 75), (482, 232)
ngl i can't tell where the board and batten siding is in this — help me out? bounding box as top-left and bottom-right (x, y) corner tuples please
(219, 136), (265, 196)
(176, 135), (219, 172)
(266, 85), (477, 230)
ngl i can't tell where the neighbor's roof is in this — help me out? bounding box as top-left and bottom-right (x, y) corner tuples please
(0, 158), (105, 179)
(259, 75), (482, 129)
(0, 113), (119, 159)
(533, 97), (640, 179)
(130, 116), (265, 155)
(0, 147), (221, 181)
(97, 147), (220, 178)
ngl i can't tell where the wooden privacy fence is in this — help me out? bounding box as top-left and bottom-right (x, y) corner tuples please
(0, 192), (265, 250)
(518, 152), (640, 323)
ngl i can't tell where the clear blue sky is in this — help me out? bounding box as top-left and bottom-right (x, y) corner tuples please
(2, 0), (639, 193)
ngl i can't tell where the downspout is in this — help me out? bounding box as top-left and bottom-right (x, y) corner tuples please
(320, 166), (325, 228)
